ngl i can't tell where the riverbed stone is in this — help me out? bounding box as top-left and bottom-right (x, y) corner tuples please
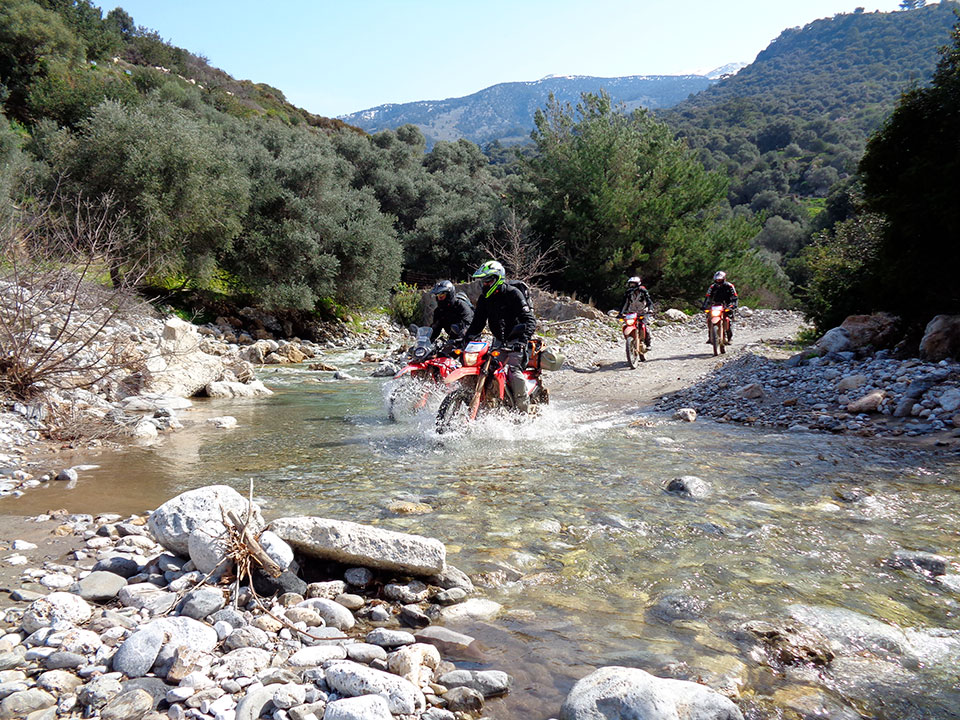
(0, 688), (56, 719)
(101, 688), (153, 720)
(296, 598), (355, 630)
(269, 516), (445, 575)
(885, 549), (948, 577)
(788, 605), (910, 658)
(438, 669), (511, 698)
(215, 648), (272, 679)
(77, 571), (127, 602)
(674, 407), (697, 422)
(847, 390), (885, 413)
(741, 619), (836, 666)
(112, 626), (165, 678)
(235, 683), (280, 720)
(147, 485), (263, 556)
(345, 643), (387, 664)
(434, 598), (501, 623)
(187, 520), (232, 579)
(414, 626), (480, 659)
(366, 628), (415, 648)
(919, 314), (960, 361)
(428, 564), (474, 592)
(288, 645), (348, 667)
(257, 530), (294, 570)
(664, 475), (711, 499)
(178, 585), (225, 620)
(21, 593), (92, 634)
(224, 625), (269, 651)
(77, 675), (123, 709)
(36, 670), (82, 695)
(323, 694), (392, 720)
(117, 583), (177, 615)
(324, 661), (425, 714)
(93, 556), (141, 578)
(559, 665), (743, 720)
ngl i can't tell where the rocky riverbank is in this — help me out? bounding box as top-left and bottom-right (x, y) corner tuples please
(0, 485), (510, 720)
(657, 315), (960, 445)
(0, 486), (751, 720)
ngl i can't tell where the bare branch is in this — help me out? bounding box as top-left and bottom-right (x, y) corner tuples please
(482, 209), (565, 289)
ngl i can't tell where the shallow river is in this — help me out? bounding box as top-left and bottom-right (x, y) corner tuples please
(3, 351), (960, 719)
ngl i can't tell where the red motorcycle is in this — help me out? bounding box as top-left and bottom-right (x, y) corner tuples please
(620, 312), (649, 368)
(388, 326), (458, 420)
(705, 305), (732, 356)
(436, 338), (550, 433)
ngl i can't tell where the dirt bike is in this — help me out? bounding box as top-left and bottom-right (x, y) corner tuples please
(705, 305), (732, 357)
(620, 313), (649, 368)
(388, 326), (459, 420)
(436, 338), (549, 434)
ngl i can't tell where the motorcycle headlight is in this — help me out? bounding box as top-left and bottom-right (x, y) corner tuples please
(463, 352), (479, 366)
(414, 347), (427, 358)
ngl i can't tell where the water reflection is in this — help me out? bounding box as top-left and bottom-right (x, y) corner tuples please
(3, 356), (959, 718)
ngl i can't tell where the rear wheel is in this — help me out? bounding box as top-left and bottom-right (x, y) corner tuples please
(436, 389), (473, 434)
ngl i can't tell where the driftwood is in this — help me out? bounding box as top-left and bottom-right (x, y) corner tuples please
(226, 509), (283, 578)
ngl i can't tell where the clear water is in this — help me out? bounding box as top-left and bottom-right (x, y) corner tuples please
(5, 350), (959, 718)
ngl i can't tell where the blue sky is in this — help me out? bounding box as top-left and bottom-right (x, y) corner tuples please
(100, 0), (907, 118)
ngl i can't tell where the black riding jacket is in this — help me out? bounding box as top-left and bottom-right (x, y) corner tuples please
(430, 293), (474, 342)
(619, 285), (654, 316)
(465, 282), (537, 347)
(702, 281), (738, 310)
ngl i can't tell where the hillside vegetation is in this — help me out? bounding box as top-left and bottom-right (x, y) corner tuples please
(660, 2), (959, 283)
(1, 0), (956, 338)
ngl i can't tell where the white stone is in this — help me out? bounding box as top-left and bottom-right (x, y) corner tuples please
(559, 665), (743, 720)
(148, 485), (263, 556)
(207, 416), (238, 429)
(324, 660), (425, 715)
(323, 694), (393, 720)
(187, 520), (232, 579)
(205, 381), (273, 399)
(21, 593), (93, 634)
(257, 531), (293, 570)
(269, 517), (445, 576)
(436, 598), (502, 623)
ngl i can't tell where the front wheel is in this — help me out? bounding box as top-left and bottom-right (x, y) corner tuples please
(626, 332), (638, 369)
(436, 389), (473, 434)
(709, 322), (720, 357)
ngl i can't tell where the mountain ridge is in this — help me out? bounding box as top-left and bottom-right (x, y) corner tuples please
(339, 73), (718, 147)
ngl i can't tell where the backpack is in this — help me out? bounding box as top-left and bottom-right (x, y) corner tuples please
(507, 279), (532, 305)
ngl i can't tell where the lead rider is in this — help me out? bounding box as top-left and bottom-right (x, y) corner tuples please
(463, 260), (537, 413)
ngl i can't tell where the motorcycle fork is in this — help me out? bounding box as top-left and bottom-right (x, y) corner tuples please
(468, 358), (490, 420)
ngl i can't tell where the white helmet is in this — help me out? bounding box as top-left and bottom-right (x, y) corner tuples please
(713, 271), (726, 283)
(627, 276), (641, 288)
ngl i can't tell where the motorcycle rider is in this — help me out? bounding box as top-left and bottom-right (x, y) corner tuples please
(429, 280), (474, 345)
(617, 275), (654, 348)
(462, 260), (537, 412)
(701, 271), (738, 341)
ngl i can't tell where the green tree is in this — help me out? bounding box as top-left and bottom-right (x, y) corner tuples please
(525, 91), (781, 306)
(225, 121), (400, 309)
(0, 0), (81, 121)
(858, 18), (960, 325)
(50, 99), (249, 283)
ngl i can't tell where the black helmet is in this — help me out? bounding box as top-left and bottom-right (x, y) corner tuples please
(431, 280), (455, 304)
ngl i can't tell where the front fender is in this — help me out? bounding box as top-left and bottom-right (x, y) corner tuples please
(444, 366), (481, 384)
(393, 365), (423, 379)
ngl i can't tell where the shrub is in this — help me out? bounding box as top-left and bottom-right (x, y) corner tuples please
(389, 283), (423, 328)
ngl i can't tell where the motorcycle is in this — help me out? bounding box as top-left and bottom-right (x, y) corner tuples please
(435, 338), (550, 433)
(705, 305), (732, 356)
(387, 326), (459, 420)
(620, 313), (649, 368)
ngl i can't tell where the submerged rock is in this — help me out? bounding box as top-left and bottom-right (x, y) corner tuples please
(559, 666), (743, 720)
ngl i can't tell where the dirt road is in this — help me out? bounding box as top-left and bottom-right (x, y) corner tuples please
(547, 310), (806, 413)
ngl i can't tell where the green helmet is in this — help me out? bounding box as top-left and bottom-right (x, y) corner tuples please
(473, 260), (505, 298)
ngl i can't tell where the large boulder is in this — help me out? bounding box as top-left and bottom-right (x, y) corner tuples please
(559, 666), (743, 720)
(148, 485), (263, 557)
(840, 313), (901, 350)
(141, 318), (225, 397)
(919, 314), (960, 361)
(269, 517), (445, 576)
(814, 327), (851, 355)
(205, 380), (273, 398)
